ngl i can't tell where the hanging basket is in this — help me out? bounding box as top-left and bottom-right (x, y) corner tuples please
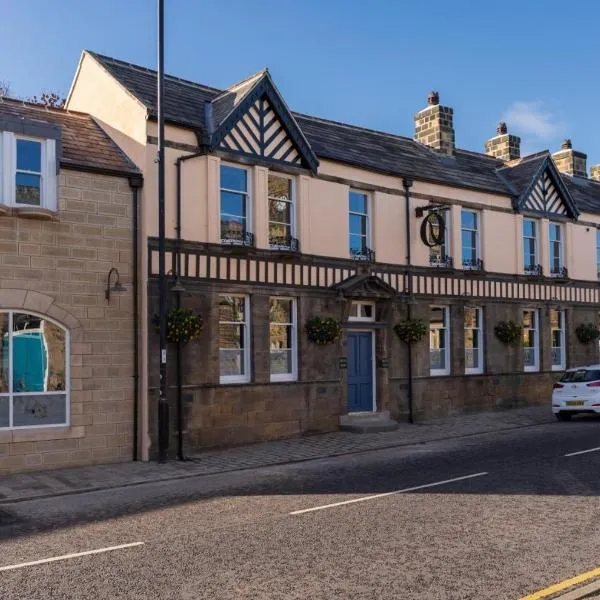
(394, 319), (428, 344)
(305, 316), (342, 345)
(494, 320), (522, 344)
(575, 323), (600, 344)
(153, 307), (204, 344)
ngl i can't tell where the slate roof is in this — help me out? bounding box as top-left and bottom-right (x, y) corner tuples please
(86, 51), (600, 214)
(210, 70), (267, 129)
(0, 98), (139, 176)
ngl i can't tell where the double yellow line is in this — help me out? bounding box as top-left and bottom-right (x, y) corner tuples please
(520, 566), (600, 599)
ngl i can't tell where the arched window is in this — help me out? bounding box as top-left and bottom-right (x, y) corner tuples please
(0, 311), (69, 429)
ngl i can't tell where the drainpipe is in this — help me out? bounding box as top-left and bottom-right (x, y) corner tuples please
(174, 150), (206, 460)
(129, 175), (143, 460)
(403, 177), (414, 424)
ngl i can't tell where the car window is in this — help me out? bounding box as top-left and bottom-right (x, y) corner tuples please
(560, 369), (600, 383)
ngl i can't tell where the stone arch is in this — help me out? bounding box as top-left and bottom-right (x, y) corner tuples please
(0, 289), (83, 342)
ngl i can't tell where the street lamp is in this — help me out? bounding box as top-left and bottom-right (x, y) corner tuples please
(157, 0), (169, 462)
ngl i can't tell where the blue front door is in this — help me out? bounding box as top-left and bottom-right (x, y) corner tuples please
(347, 332), (373, 412)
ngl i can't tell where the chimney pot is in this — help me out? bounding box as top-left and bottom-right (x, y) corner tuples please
(427, 91), (439, 106)
(562, 139), (572, 150)
(497, 122), (508, 135)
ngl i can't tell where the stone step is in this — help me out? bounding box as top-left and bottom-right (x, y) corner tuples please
(339, 411), (399, 433)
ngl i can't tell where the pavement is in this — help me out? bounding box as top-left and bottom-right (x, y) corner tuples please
(1, 410), (600, 599)
(0, 405), (554, 504)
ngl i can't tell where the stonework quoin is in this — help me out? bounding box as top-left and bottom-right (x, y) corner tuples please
(484, 122), (521, 161)
(552, 139), (587, 177)
(414, 91), (455, 155)
(590, 165), (600, 182)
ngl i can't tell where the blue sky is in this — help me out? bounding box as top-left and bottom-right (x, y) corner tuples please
(2, 0), (599, 164)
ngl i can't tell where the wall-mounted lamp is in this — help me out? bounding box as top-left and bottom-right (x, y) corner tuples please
(166, 268), (186, 294)
(105, 267), (127, 302)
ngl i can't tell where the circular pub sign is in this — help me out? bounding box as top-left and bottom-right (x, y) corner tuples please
(420, 212), (445, 247)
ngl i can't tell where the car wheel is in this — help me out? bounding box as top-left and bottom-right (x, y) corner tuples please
(556, 412), (573, 421)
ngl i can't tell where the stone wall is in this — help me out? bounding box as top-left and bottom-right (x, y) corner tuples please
(148, 281), (599, 455)
(147, 282), (344, 457)
(0, 170), (135, 474)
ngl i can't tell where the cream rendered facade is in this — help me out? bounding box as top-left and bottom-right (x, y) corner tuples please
(67, 51), (600, 457)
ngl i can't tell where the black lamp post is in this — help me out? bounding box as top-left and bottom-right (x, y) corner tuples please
(157, 0), (169, 462)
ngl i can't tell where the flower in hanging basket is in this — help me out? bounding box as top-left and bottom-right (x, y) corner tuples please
(394, 319), (428, 344)
(575, 322), (600, 344)
(494, 320), (522, 344)
(154, 308), (203, 343)
(306, 316), (342, 345)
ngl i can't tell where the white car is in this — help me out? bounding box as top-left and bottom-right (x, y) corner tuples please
(552, 365), (600, 420)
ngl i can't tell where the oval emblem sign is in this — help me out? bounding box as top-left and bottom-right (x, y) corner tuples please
(420, 212), (446, 247)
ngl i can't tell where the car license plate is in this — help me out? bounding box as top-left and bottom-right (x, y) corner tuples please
(566, 400), (584, 406)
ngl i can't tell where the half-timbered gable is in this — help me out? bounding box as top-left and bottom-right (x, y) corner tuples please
(209, 71), (319, 172)
(501, 154), (579, 219)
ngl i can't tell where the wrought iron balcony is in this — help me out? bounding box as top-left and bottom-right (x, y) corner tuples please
(524, 264), (543, 277)
(269, 235), (299, 252)
(351, 247), (376, 264)
(462, 258), (483, 272)
(430, 255), (454, 269)
(221, 230), (255, 247)
(549, 265), (568, 279)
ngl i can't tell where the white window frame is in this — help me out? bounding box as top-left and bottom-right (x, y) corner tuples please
(464, 306), (484, 375)
(0, 132), (57, 211)
(219, 162), (252, 245)
(348, 301), (376, 323)
(0, 310), (70, 430)
(548, 222), (564, 275)
(430, 305), (450, 376)
(348, 189), (371, 256)
(219, 294), (251, 384)
(268, 173), (295, 250)
(523, 309), (539, 373)
(461, 209), (480, 269)
(523, 218), (538, 273)
(550, 309), (566, 371)
(269, 297), (297, 382)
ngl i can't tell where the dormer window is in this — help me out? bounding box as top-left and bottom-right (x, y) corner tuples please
(0, 131), (57, 211)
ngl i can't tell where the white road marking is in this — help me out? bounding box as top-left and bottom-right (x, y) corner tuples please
(0, 542), (145, 572)
(564, 446), (600, 457)
(289, 472), (488, 515)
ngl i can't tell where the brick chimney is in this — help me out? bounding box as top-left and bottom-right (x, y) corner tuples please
(590, 165), (600, 182)
(484, 122), (520, 161)
(552, 139), (587, 178)
(414, 91), (455, 155)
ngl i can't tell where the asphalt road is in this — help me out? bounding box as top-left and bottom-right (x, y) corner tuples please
(2, 417), (600, 599)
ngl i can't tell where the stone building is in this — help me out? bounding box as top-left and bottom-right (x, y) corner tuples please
(0, 98), (140, 473)
(65, 51), (600, 460)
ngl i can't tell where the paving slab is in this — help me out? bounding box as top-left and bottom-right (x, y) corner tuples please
(0, 406), (554, 505)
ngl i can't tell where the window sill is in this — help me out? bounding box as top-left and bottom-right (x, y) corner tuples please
(430, 370), (451, 377)
(219, 377), (251, 386)
(14, 207), (55, 220)
(270, 375), (298, 383)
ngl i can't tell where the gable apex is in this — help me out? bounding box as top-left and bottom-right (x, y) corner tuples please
(516, 157), (579, 219)
(209, 72), (319, 173)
